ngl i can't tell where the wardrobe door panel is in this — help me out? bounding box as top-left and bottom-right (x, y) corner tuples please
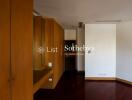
(11, 0), (33, 100)
(44, 18), (54, 67)
(53, 22), (64, 88)
(33, 16), (42, 70)
(0, 0), (10, 100)
(60, 27), (64, 74)
(53, 22), (62, 87)
(41, 18), (45, 68)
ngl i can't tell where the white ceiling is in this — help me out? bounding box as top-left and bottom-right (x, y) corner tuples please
(34, 0), (132, 28)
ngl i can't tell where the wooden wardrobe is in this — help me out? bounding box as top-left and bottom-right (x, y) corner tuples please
(33, 17), (64, 90)
(0, 0), (64, 99)
(43, 18), (64, 89)
(52, 19), (64, 88)
(0, 0), (33, 100)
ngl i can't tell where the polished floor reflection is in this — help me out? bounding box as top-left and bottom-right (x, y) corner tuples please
(34, 72), (132, 100)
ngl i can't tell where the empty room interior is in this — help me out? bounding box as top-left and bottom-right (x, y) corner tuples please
(1, 0), (132, 100)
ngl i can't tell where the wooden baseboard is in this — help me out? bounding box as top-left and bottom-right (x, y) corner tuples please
(116, 78), (132, 85)
(85, 77), (132, 85)
(85, 77), (116, 81)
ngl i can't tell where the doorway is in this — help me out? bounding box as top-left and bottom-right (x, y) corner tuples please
(64, 40), (77, 72)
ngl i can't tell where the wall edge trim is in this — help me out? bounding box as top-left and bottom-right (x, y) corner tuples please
(85, 77), (132, 85)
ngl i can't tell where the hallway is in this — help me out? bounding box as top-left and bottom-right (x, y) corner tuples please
(34, 72), (132, 100)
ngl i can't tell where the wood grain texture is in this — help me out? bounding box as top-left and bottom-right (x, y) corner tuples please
(43, 18), (54, 68)
(33, 16), (43, 70)
(33, 70), (53, 94)
(0, 0), (10, 100)
(53, 21), (64, 88)
(41, 18), (45, 69)
(42, 18), (64, 89)
(11, 0), (33, 100)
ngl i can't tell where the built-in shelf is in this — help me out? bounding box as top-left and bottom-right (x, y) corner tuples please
(33, 68), (53, 94)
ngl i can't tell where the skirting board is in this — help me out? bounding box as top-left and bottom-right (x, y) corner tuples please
(116, 78), (132, 85)
(85, 77), (116, 81)
(85, 77), (132, 85)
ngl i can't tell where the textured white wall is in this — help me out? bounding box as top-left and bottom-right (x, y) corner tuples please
(85, 24), (116, 77)
(64, 29), (76, 40)
(116, 21), (132, 82)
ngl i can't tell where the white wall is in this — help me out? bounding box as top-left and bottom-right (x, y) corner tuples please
(64, 29), (76, 40)
(85, 24), (116, 77)
(77, 27), (85, 71)
(116, 21), (132, 82)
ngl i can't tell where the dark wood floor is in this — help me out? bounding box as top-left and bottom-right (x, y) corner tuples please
(34, 71), (132, 100)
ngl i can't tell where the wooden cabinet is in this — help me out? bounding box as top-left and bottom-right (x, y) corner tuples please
(11, 0), (33, 100)
(0, 0), (10, 100)
(41, 19), (46, 69)
(34, 18), (65, 89)
(42, 18), (64, 89)
(33, 69), (53, 93)
(33, 16), (43, 70)
(33, 16), (53, 70)
(0, 0), (33, 100)
(43, 18), (54, 68)
(33, 17), (54, 91)
(53, 21), (64, 87)
(33, 17), (54, 70)
(0, 0), (63, 98)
